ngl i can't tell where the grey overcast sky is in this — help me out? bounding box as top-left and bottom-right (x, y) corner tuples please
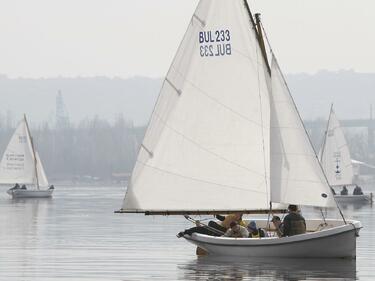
(0, 0), (374, 78)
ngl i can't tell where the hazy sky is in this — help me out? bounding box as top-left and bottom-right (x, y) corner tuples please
(0, 0), (374, 78)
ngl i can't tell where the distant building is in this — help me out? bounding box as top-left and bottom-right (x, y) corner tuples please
(56, 91), (70, 129)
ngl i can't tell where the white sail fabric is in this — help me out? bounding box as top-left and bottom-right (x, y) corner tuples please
(36, 152), (49, 187)
(319, 108), (354, 186)
(0, 119), (36, 184)
(270, 56), (336, 208)
(122, 0), (272, 212)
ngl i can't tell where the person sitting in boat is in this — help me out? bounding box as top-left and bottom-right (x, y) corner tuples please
(21, 184), (27, 190)
(340, 186), (348, 195)
(9, 183), (20, 191)
(353, 185), (363, 195)
(208, 213), (246, 233)
(177, 219), (222, 238)
(49, 185), (55, 190)
(223, 221), (249, 238)
(282, 205), (306, 237)
(247, 221), (266, 238)
(271, 216), (284, 237)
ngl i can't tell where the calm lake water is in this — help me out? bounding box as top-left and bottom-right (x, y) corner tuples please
(0, 185), (374, 280)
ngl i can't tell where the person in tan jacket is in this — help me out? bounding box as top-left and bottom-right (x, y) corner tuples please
(223, 221), (249, 238)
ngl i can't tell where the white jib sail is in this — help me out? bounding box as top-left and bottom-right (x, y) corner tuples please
(319, 108), (354, 186)
(36, 151), (49, 187)
(0, 118), (36, 185)
(270, 56), (336, 208)
(122, 0), (272, 213)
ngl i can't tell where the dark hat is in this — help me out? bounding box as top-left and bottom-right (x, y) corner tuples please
(271, 216), (281, 222)
(288, 205), (298, 212)
(247, 221), (257, 230)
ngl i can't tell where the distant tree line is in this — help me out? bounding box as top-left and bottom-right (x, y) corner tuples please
(0, 114), (145, 182)
(0, 114), (373, 183)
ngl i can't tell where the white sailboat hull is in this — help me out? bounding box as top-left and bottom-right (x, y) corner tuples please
(7, 188), (54, 198)
(184, 219), (361, 258)
(334, 194), (373, 204)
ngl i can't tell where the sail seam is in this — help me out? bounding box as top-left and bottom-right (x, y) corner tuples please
(153, 112), (266, 178)
(137, 160), (267, 194)
(171, 66), (268, 130)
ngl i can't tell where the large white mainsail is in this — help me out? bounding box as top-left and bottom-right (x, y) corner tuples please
(270, 56), (335, 208)
(122, 0), (272, 213)
(319, 107), (354, 186)
(0, 118), (36, 185)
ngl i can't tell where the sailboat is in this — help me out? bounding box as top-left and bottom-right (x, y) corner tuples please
(0, 115), (54, 198)
(320, 106), (373, 204)
(117, 0), (361, 258)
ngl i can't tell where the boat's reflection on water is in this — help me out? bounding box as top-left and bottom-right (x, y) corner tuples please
(340, 201), (372, 211)
(178, 255), (356, 281)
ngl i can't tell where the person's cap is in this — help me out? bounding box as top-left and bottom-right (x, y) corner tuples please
(271, 216), (281, 222)
(288, 204), (298, 211)
(247, 221), (257, 230)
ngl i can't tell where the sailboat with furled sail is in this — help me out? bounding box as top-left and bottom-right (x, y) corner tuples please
(1, 115), (54, 198)
(320, 106), (373, 204)
(117, 0), (361, 258)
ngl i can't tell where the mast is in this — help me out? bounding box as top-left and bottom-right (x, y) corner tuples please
(243, 1), (271, 74)
(319, 104), (334, 163)
(24, 114), (39, 189)
(243, 1), (272, 212)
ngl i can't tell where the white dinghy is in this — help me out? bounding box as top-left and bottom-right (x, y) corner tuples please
(319, 106), (373, 204)
(117, 0), (361, 258)
(1, 115), (54, 198)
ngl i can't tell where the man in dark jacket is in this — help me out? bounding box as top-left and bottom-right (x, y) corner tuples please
(282, 205), (306, 237)
(353, 185), (364, 195)
(341, 186), (348, 195)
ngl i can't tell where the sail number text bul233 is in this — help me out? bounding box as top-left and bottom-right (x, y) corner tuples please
(199, 29), (232, 57)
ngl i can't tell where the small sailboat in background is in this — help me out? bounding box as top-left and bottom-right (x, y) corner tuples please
(0, 115), (54, 198)
(319, 106), (373, 204)
(117, 0), (361, 258)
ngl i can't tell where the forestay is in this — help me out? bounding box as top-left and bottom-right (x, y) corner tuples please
(319, 108), (354, 186)
(122, 0), (272, 213)
(270, 56), (336, 208)
(0, 119), (36, 185)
